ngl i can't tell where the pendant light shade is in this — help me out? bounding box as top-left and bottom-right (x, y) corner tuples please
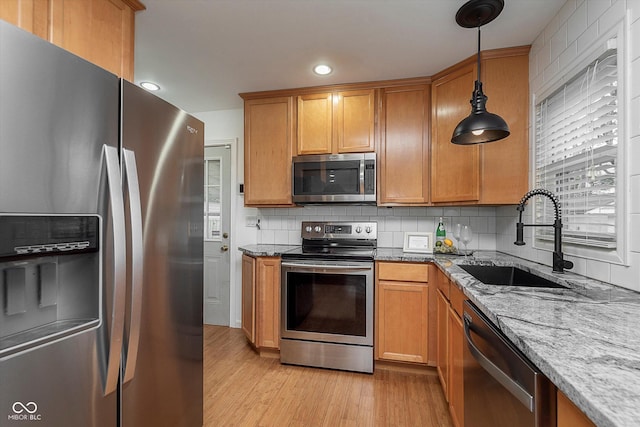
(451, 0), (509, 145)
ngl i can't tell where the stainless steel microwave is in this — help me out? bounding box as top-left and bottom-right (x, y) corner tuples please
(292, 153), (376, 204)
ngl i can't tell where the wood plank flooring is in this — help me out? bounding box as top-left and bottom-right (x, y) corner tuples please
(204, 325), (453, 426)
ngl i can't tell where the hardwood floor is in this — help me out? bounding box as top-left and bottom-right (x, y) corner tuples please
(204, 325), (453, 426)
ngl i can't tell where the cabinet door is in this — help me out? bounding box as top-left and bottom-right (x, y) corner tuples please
(431, 63), (480, 203)
(334, 89), (375, 153)
(244, 96), (294, 206)
(241, 254), (256, 343)
(480, 50), (529, 204)
(49, 0), (142, 81)
(379, 84), (430, 205)
(557, 390), (596, 427)
(297, 92), (332, 155)
(255, 257), (281, 349)
(436, 289), (449, 399)
(448, 305), (464, 427)
(0, 0), (48, 38)
(376, 280), (429, 363)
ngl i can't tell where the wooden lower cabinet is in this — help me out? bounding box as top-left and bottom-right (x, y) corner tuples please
(435, 267), (466, 427)
(375, 262), (432, 364)
(557, 390), (596, 427)
(436, 288), (449, 397)
(241, 254), (281, 350)
(448, 303), (464, 427)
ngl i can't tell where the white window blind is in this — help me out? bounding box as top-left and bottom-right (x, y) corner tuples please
(534, 48), (618, 248)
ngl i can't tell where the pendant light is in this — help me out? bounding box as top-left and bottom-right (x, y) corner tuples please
(451, 0), (510, 145)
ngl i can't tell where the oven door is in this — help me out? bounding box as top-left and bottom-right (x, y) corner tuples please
(280, 260), (374, 346)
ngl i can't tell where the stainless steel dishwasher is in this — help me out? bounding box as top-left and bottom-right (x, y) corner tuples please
(463, 301), (556, 427)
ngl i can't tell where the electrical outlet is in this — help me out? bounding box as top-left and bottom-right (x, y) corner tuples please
(246, 215), (257, 227)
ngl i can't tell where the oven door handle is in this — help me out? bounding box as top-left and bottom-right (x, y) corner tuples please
(463, 313), (535, 412)
(281, 262), (372, 272)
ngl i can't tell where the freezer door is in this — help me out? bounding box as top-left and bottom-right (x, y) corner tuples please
(0, 21), (121, 427)
(120, 80), (204, 427)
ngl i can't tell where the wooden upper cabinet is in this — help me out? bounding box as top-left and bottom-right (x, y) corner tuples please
(0, 0), (144, 81)
(431, 62), (480, 203)
(479, 48), (530, 204)
(297, 93), (332, 154)
(0, 0), (49, 39)
(335, 89), (375, 153)
(244, 96), (295, 206)
(50, 0), (144, 81)
(296, 89), (375, 155)
(378, 84), (430, 205)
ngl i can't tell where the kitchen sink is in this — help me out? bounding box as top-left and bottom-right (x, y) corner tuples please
(459, 265), (568, 289)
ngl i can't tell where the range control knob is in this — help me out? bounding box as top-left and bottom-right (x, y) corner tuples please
(305, 226), (312, 233)
(365, 226), (372, 234)
(314, 226), (322, 233)
(355, 226), (362, 234)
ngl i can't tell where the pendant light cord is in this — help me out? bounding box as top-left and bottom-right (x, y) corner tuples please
(476, 25), (482, 83)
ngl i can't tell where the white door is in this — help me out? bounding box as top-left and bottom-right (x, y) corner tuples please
(204, 145), (231, 325)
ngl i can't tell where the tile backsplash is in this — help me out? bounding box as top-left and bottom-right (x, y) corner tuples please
(256, 205), (498, 250)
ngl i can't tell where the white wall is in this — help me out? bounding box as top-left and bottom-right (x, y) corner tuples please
(496, 0), (640, 292)
(195, 108), (258, 328)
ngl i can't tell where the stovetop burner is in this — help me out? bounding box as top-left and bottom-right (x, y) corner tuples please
(282, 221), (377, 261)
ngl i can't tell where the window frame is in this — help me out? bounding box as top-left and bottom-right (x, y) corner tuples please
(529, 23), (628, 266)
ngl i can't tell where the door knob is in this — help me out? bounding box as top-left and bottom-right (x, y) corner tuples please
(222, 232), (229, 239)
(221, 245), (229, 252)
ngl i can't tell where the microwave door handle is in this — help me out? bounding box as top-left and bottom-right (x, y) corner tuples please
(359, 159), (365, 196)
(122, 149), (143, 385)
(102, 145), (126, 396)
(463, 313), (535, 412)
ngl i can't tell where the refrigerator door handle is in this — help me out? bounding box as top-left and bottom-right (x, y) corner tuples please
(103, 145), (127, 396)
(122, 149), (144, 384)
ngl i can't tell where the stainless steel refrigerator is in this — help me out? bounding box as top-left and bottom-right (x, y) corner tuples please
(0, 20), (204, 427)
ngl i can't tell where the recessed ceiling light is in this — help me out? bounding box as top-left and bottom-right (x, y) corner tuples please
(313, 64), (332, 75)
(140, 81), (160, 91)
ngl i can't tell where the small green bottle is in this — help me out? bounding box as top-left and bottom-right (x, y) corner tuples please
(436, 217), (446, 245)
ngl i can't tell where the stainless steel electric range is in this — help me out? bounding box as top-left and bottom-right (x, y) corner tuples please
(280, 221), (377, 374)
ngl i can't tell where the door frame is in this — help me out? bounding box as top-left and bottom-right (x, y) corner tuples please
(204, 138), (238, 327)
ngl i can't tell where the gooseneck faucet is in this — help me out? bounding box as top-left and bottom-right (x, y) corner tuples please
(515, 189), (574, 273)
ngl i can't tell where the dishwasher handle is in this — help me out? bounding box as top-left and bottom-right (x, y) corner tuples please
(463, 313), (535, 412)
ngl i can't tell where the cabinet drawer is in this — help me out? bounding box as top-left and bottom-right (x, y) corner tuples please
(377, 262), (429, 282)
(450, 283), (466, 317)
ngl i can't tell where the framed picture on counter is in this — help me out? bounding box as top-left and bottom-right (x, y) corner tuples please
(403, 232), (433, 253)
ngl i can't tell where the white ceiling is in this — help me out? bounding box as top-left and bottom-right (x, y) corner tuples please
(134, 0), (566, 114)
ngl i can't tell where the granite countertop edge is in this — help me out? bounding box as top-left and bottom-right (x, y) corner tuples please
(239, 245), (640, 427)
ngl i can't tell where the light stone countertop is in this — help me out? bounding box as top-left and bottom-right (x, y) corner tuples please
(239, 245), (640, 426)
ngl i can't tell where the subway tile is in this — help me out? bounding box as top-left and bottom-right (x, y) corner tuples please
(598, 0), (626, 35)
(631, 175), (640, 213)
(401, 217), (418, 232)
(630, 214), (640, 252)
(361, 206), (378, 216)
(274, 230), (289, 245)
(559, 0), (579, 24)
(568, 1), (588, 43)
(550, 23), (568, 60)
(587, 0), (612, 27)
(543, 58), (560, 85)
(586, 258), (612, 282)
(385, 216), (402, 232)
(331, 206), (347, 216)
(345, 206), (362, 216)
(610, 252), (640, 291)
(630, 136), (640, 175)
(426, 207), (444, 217)
(393, 231), (405, 247)
(443, 207), (460, 217)
(378, 231), (393, 248)
(559, 41), (579, 70)
(576, 21), (599, 53)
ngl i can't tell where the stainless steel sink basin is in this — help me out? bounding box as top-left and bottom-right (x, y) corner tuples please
(459, 265), (568, 289)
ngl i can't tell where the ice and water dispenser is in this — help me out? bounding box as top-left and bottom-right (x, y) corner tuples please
(0, 215), (101, 357)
